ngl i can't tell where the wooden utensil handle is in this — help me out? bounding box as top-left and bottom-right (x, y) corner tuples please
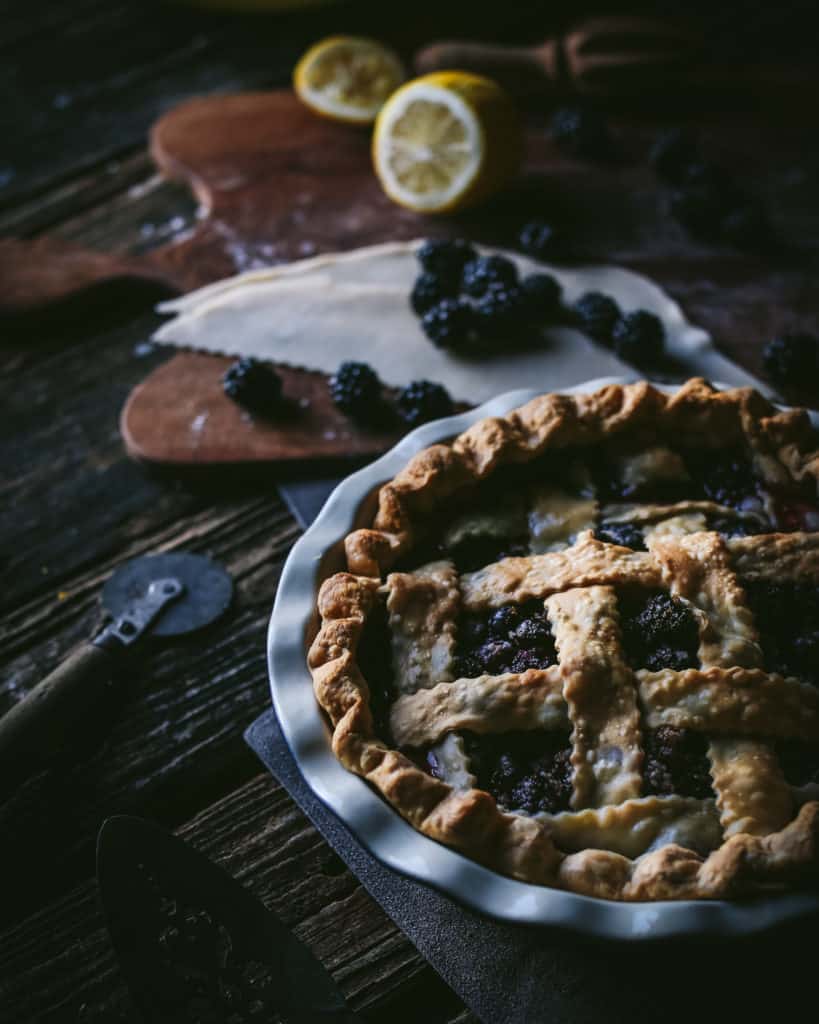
(414, 18), (703, 99)
(414, 41), (557, 94)
(0, 642), (119, 794)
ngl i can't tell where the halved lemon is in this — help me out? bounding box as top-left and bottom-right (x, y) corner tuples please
(293, 36), (406, 125)
(372, 71), (523, 214)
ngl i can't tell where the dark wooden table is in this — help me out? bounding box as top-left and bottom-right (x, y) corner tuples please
(2, 4), (818, 1023)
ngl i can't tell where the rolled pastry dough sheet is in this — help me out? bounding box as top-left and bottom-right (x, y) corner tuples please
(153, 241), (764, 403)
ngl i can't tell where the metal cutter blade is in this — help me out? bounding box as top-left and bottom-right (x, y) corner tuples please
(102, 552), (233, 638)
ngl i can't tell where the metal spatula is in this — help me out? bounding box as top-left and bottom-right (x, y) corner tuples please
(97, 816), (361, 1023)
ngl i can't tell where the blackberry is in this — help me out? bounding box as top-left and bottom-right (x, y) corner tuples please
(489, 605), (522, 637)
(707, 516), (754, 538)
(534, 747), (573, 811)
(520, 273), (562, 317)
(573, 291), (621, 344)
(644, 645), (696, 672)
(328, 361), (381, 420)
(635, 594), (696, 647)
(644, 726), (713, 799)
(416, 238), (476, 279)
(465, 731), (572, 814)
(222, 357), (283, 415)
(720, 202), (772, 248)
(410, 272), (457, 316)
(690, 449), (758, 508)
(762, 333), (819, 387)
(461, 255), (518, 298)
(475, 639), (515, 673)
(620, 591), (699, 671)
(474, 283), (526, 335)
(421, 298), (475, 350)
(518, 220), (562, 261)
(594, 522), (646, 551)
(454, 653), (483, 679)
(742, 581), (819, 684)
(512, 617), (553, 646)
(669, 185), (724, 240)
(611, 310), (665, 365)
(396, 380), (454, 428)
(551, 106), (610, 158)
(649, 128), (699, 185)
(511, 648), (549, 673)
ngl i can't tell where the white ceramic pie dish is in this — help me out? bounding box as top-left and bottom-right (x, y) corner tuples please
(267, 377), (819, 940)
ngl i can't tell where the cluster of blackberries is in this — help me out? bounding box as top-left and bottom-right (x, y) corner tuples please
(223, 356), (456, 431)
(328, 360), (454, 428)
(594, 521), (646, 551)
(413, 239), (666, 366)
(573, 291), (665, 365)
(619, 591), (700, 673)
(742, 582), (819, 685)
(454, 601), (557, 678)
(650, 128), (771, 248)
(463, 730), (573, 815)
(411, 239), (563, 353)
(643, 726), (714, 800)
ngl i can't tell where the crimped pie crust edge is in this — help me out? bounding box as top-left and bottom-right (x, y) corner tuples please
(308, 379), (819, 901)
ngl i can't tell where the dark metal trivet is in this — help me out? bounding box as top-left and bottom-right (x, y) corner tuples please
(245, 709), (818, 1024)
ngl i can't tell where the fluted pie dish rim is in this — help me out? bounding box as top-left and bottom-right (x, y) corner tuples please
(268, 376), (819, 938)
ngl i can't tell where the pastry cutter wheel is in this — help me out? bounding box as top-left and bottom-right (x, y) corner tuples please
(0, 552), (233, 796)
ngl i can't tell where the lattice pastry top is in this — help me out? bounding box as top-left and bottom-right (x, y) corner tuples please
(309, 380), (819, 900)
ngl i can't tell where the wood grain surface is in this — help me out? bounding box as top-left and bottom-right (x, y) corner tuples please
(2, 3), (819, 1022)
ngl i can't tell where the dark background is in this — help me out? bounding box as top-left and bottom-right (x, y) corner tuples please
(2, 3), (818, 1022)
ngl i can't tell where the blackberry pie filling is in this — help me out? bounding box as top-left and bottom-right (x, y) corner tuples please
(310, 380), (819, 900)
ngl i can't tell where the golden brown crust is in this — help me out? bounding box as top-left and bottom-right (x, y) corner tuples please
(389, 669), (567, 748)
(647, 532), (761, 669)
(460, 533), (663, 610)
(310, 380), (819, 901)
(547, 586), (643, 808)
(345, 378), (819, 579)
(637, 667), (819, 739)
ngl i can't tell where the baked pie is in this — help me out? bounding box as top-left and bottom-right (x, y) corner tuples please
(308, 379), (819, 900)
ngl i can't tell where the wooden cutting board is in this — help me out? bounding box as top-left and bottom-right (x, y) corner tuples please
(6, 89), (814, 464)
(3, 90), (489, 466)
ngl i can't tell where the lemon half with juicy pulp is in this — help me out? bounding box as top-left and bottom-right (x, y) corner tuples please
(372, 71), (523, 214)
(294, 36), (406, 125)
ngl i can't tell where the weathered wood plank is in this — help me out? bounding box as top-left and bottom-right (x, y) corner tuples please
(0, 774), (474, 1023)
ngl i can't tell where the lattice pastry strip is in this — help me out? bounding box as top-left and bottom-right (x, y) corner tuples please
(384, 560), (459, 695)
(383, 560), (476, 790)
(460, 532), (664, 610)
(386, 531), (819, 852)
(648, 532), (761, 669)
(545, 586), (642, 808)
(648, 529), (795, 838)
(395, 666), (819, 747)
(727, 532), (819, 581)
